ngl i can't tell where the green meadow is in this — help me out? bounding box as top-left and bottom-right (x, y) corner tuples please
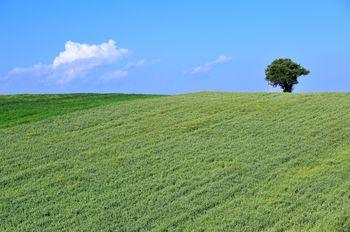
(1, 92), (350, 231)
(0, 93), (160, 128)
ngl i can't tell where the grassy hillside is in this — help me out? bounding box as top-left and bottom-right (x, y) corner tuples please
(0, 93), (161, 128)
(1, 92), (350, 231)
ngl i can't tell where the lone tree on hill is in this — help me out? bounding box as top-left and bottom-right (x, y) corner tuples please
(265, 58), (310, 93)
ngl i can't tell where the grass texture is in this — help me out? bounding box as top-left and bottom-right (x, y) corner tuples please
(1, 92), (350, 231)
(0, 93), (160, 128)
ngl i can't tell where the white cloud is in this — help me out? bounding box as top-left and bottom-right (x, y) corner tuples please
(215, 55), (232, 63)
(124, 60), (146, 69)
(7, 40), (129, 84)
(7, 63), (50, 77)
(124, 59), (160, 69)
(101, 70), (128, 81)
(191, 65), (212, 74)
(191, 55), (232, 74)
(53, 40), (128, 68)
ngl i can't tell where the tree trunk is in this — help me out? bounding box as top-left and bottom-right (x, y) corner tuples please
(282, 84), (293, 93)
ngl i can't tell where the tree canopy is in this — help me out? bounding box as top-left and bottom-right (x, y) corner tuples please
(265, 58), (310, 93)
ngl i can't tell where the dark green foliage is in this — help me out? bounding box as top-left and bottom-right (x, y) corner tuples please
(0, 93), (161, 128)
(1, 92), (350, 231)
(265, 59), (310, 92)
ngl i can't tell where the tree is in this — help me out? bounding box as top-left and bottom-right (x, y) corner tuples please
(265, 58), (310, 93)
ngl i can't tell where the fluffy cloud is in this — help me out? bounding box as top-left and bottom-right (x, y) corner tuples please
(53, 40), (128, 68)
(191, 55), (232, 74)
(7, 40), (129, 84)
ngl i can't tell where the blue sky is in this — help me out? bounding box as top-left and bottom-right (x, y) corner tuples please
(1, 0), (350, 94)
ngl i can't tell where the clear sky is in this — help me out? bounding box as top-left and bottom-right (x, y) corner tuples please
(1, 0), (350, 94)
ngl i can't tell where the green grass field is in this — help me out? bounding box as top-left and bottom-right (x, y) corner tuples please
(1, 92), (350, 231)
(0, 93), (161, 129)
